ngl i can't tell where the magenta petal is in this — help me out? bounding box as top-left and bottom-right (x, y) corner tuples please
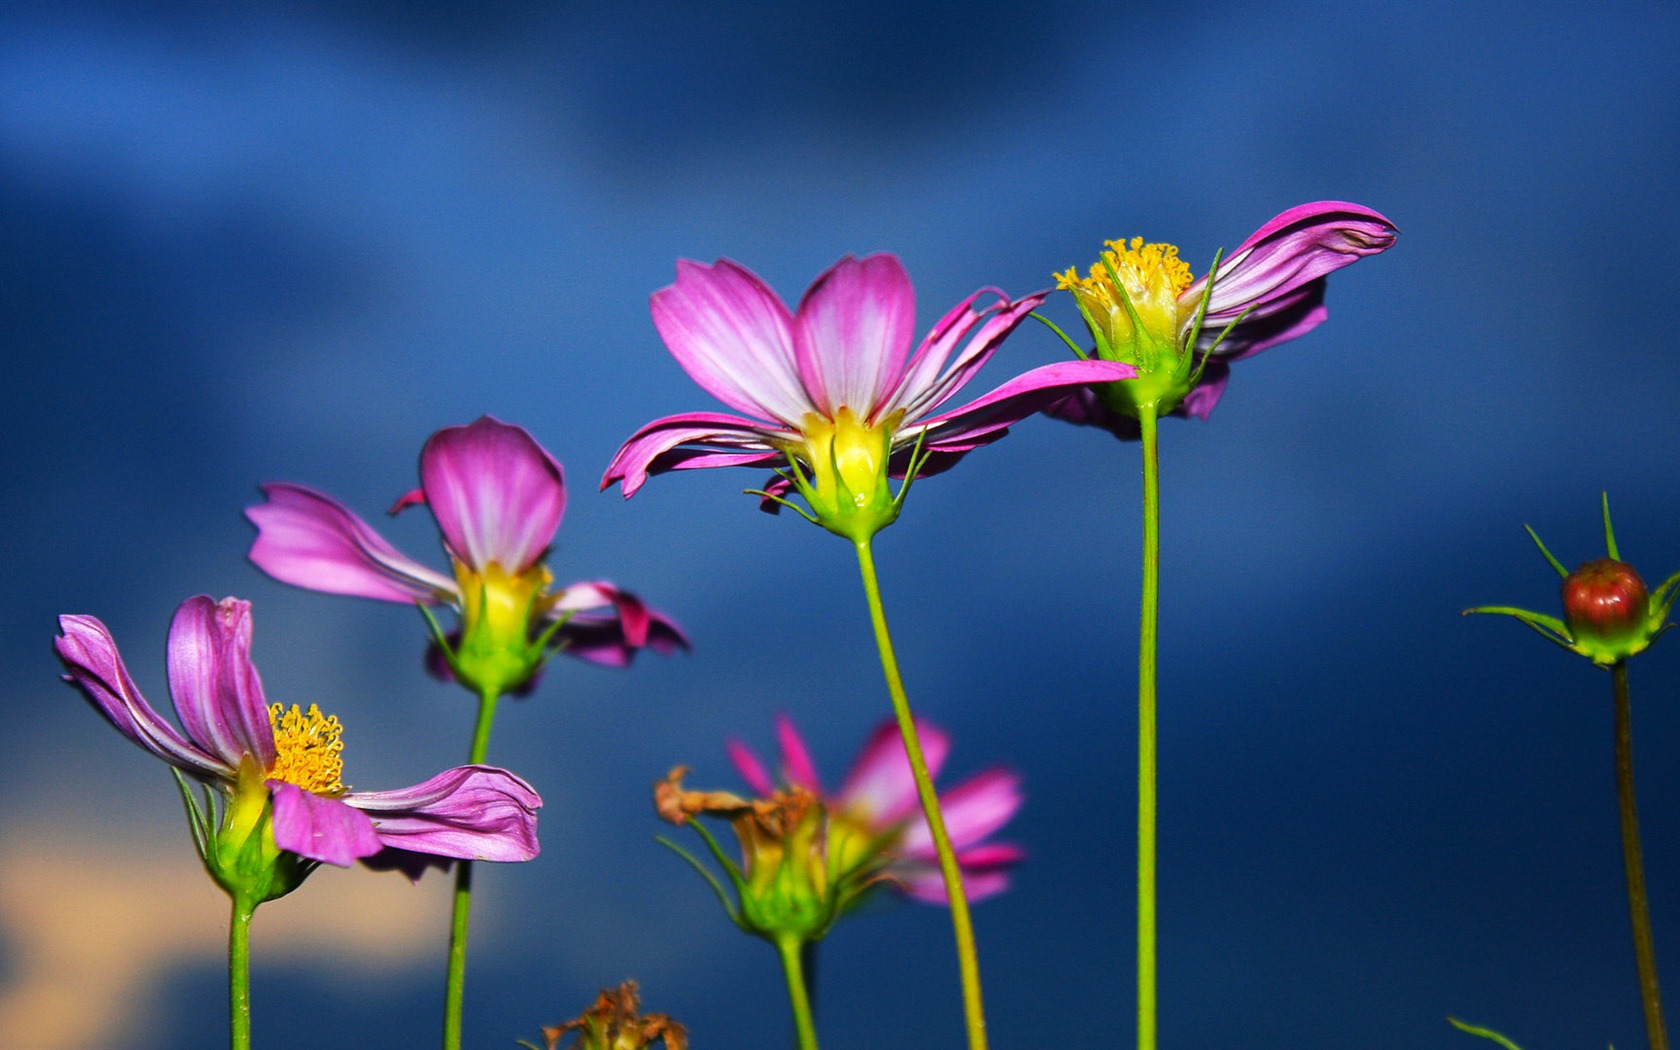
(247, 483), (455, 603)
(1177, 361), (1231, 419)
(914, 358), (1137, 451)
(348, 765), (541, 863)
(901, 768), (1022, 854)
(793, 254), (917, 418)
(55, 614), (228, 779)
(896, 858), (1016, 904)
(651, 258), (809, 425)
(1188, 201), (1397, 331)
(728, 740), (775, 797)
(270, 782), (383, 867)
(890, 290), (1050, 421)
(838, 718), (950, 826)
(775, 715), (823, 793)
(545, 580), (689, 667)
(602, 410), (789, 497)
(165, 597), (276, 771)
(421, 416), (565, 574)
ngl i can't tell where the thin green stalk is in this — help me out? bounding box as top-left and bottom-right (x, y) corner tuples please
(1136, 402), (1161, 1050)
(228, 892), (255, 1050)
(776, 934), (820, 1050)
(1613, 660), (1668, 1050)
(853, 537), (988, 1050)
(443, 685), (502, 1050)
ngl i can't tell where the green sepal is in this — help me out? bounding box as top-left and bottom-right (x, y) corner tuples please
(1461, 604), (1573, 648)
(173, 767), (315, 905)
(1028, 311), (1089, 360)
(656, 833), (742, 927)
(1522, 524), (1569, 579)
(1446, 1016), (1524, 1050)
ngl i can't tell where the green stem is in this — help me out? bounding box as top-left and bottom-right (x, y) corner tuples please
(1137, 403), (1161, 1050)
(853, 537), (988, 1050)
(776, 934), (820, 1050)
(1614, 660), (1668, 1050)
(228, 892), (255, 1050)
(443, 685), (501, 1050)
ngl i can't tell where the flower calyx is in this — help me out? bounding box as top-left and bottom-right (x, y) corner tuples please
(1464, 492), (1680, 668)
(1050, 238), (1230, 419)
(653, 766), (893, 946)
(754, 407), (924, 543)
(424, 559), (569, 696)
(174, 761), (315, 906)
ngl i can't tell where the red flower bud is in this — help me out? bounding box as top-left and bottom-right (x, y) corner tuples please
(1562, 558), (1650, 660)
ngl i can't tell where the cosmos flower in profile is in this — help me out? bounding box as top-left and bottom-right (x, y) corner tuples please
(247, 415), (685, 694)
(1048, 201), (1398, 436)
(603, 253), (1134, 539)
(55, 595), (541, 883)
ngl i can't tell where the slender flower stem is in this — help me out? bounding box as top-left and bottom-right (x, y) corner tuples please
(1136, 402), (1161, 1050)
(443, 685), (502, 1050)
(1613, 660), (1668, 1050)
(228, 892), (255, 1050)
(853, 537), (987, 1050)
(776, 934), (820, 1050)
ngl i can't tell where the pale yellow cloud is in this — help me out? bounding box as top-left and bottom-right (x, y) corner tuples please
(0, 822), (453, 1049)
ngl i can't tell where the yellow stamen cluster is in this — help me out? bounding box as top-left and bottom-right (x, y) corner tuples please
(1056, 238), (1194, 351)
(267, 703), (346, 796)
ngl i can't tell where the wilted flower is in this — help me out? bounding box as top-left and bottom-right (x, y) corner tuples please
(602, 254), (1134, 540)
(56, 596), (541, 900)
(247, 416), (685, 695)
(728, 715), (1023, 903)
(1047, 201), (1398, 435)
(534, 982), (686, 1050)
(1465, 494), (1680, 667)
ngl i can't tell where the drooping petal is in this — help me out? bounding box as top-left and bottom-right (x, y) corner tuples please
(247, 483), (456, 603)
(909, 359), (1137, 453)
(348, 765), (541, 863)
(651, 259), (810, 425)
(602, 411), (791, 497)
(164, 596), (277, 771)
(774, 714), (823, 793)
(1184, 201), (1396, 342)
(838, 718), (950, 827)
(727, 740), (776, 797)
(269, 781), (383, 867)
(900, 768), (1022, 853)
(421, 416), (565, 574)
(793, 254), (917, 418)
(548, 581), (690, 667)
(55, 614), (230, 780)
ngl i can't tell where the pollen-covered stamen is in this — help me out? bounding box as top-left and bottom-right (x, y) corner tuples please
(267, 702), (347, 796)
(1057, 238), (1193, 353)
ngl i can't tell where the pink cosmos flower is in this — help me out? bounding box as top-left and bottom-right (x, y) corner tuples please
(601, 254), (1135, 522)
(1049, 201), (1398, 437)
(726, 715), (1023, 903)
(56, 595), (541, 868)
(246, 416), (685, 681)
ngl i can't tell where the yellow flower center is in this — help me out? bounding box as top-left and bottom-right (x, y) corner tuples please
(1056, 237), (1193, 354)
(267, 703), (346, 796)
(798, 406), (898, 511)
(455, 560), (555, 645)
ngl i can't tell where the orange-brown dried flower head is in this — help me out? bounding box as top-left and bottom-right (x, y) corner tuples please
(538, 981), (686, 1050)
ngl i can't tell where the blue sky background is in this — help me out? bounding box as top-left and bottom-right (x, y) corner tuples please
(5, 1), (1680, 1047)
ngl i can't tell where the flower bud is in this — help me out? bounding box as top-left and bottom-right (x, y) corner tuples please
(1562, 558), (1651, 664)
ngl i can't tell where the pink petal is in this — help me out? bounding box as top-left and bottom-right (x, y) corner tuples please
(895, 854), (1018, 905)
(247, 483), (455, 603)
(775, 714), (823, 793)
(911, 358), (1136, 452)
(727, 740), (775, 796)
(348, 765), (541, 863)
(886, 289), (1002, 419)
(420, 416), (566, 574)
(901, 767), (1022, 853)
(269, 782), (383, 867)
(838, 718), (949, 827)
(165, 597), (276, 771)
(601, 410), (790, 497)
(793, 254), (916, 418)
(1184, 201), (1396, 337)
(551, 608), (691, 668)
(55, 613), (228, 780)
(651, 259), (810, 425)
